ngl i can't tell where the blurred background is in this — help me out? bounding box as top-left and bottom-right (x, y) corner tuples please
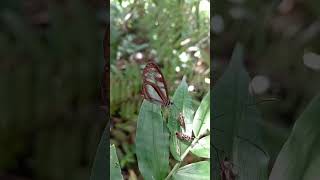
(0, 0), (107, 180)
(4, 0), (319, 179)
(110, 0), (210, 179)
(212, 0), (320, 172)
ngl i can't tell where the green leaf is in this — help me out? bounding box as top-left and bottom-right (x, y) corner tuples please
(269, 94), (320, 180)
(110, 145), (124, 180)
(212, 43), (269, 180)
(193, 91), (210, 137)
(167, 77), (194, 161)
(90, 126), (108, 180)
(190, 135), (210, 158)
(167, 77), (194, 134)
(136, 100), (169, 180)
(172, 161), (210, 180)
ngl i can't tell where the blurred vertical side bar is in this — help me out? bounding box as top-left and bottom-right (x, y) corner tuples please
(90, 1), (110, 180)
(209, 0), (215, 177)
(102, 5), (110, 109)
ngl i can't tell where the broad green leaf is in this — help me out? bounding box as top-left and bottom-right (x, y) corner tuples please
(136, 101), (169, 180)
(212, 43), (269, 180)
(172, 161), (210, 180)
(167, 77), (194, 161)
(90, 126), (108, 180)
(191, 135), (210, 158)
(193, 91), (210, 137)
(110, 145), (124, 180)
(269, 94), (320, 180)
(167, 76), (194, 135)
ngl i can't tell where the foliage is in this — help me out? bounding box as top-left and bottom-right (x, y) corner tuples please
(135, 78), (210, 180)
(269, 94), (320, 180)
(172, 161), (210, 180)
(212, 43), (269, 180)
(213, 0), (320, 161)
(110, 0), (210, 176)
(110, 145), (124, 180)
(110, 63), (142, 119)
(90, 126), (109, 180)
(135, 101), (170, 180)
(213, 43), (320, 180)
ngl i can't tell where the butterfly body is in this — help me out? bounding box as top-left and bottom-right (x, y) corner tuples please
(178, 112), (186, 129)
(176, 132), (194, 142)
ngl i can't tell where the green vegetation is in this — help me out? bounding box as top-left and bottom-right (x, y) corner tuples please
(213, 1), (320, 178)
(109, 0), (210, 178)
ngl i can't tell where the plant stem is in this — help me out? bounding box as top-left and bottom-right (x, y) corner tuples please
(164, 162), (181, 180)
(164, 137), (200, 180)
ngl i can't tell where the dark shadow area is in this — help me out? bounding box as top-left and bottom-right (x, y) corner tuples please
(0, 0), (107, 180)
(213, 0), (320, 174)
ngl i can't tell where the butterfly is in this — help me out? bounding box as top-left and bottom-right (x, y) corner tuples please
(178, 112), (186, 129)
(141, 61), (187, 129)
(141, 62), (173, 107)
(221, 158), (238, 180)
(175, 132), (194, 142)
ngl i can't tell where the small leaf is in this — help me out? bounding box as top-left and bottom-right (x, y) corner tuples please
(193, 91), (210, 137)
(191, 135), (210, 158)
(110, 145), (124, 180)
(90, 126), (108, 180)
(269, 94), (320, 180)
(136, 100), (169, 180)
(172, 161), (210, 180)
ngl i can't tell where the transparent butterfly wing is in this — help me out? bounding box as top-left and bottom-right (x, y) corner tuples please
(142, 83), (164, 106)
(142, 62), (170, 105)
(143, 63), (169, 97)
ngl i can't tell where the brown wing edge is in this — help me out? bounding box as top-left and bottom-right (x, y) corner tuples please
(142, 62), (170, 104)
(142, 80), (171, 106)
